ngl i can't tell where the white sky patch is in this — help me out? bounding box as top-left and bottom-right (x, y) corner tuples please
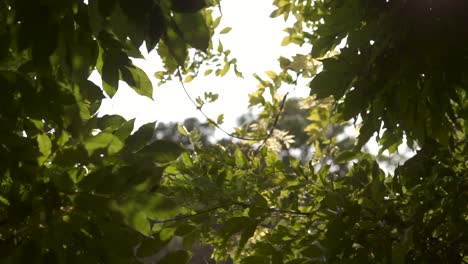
(90, 0), (414, 169)
(93, 0), (310, 134)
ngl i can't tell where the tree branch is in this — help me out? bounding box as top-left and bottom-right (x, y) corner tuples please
(176, 68), (296, 143)
(149, 202), (243, 225)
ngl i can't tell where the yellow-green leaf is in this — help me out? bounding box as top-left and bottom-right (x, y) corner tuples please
(216, 114), (224, 125)
(184, 75), (195, 83)
(265, 70), (277, 79)
(177, 124), (189, 136)
(37, 133), (51, 163)
(234, 148), (247, 168)
(220, 27), (232, 34)
(85, 132), (123, 155)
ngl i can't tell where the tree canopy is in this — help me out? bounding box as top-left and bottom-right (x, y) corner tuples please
(0, 0), (467, 264)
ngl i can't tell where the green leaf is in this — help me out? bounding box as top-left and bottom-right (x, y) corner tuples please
(301, 245), (323, 258)
(216, 114), (224, 125)
(234, 148), (247, 168)
(148, 194), (180, 219)
(0, 195), (10, 206)
(236, 221), (258, 257)
(120, 65), (153, 98)
(356, 118), (380, 149)
(136, 238), (167, 258)
(146, 5), (165, 52)
(281, 36), (291, 46)
(255, 242), (277, 256)
(171, 0), (206, 13)
(139, 140), (184, 164)
(249, 194), (269, 218)
(378, 129), (403, 154)
(265, 71), (277, 79)
(52, 172), (75, 193)
(36, 133), (51, 162)
(97, 0), (117, 18)
(309, 71), (343, 99)
(118, 0), (153, 40)
(220, 27), (232, 34)
(159, 250), (190, 264)
(174, 223), (196, 237)
(335, 150), (360, 163)
(179, 152), (193, 168)
(184, 75), (194, 83)
(217, 40), (223, 53)
(164, 26), (188, 66)
(195, 97), (204, 107)
(242, 256), (269, 264)
(220, 62), (231, 76)
(114, 118), (135, 140)
(85, 132), (124, 155)
(278, 56), (291, 69)
(159, 227), (176, 241)
(204, 92), (219, 102)
(392, 228), (413, 264)
(177, 124), (189, 136)
(115, 193), (179, 235)
(311, 36), (336, 58)
(80, 80), (105, 104)
(101, 54), (120, 97)
(220, 217), (250, 239)
(124, 122), (156, 152)
(98, 115), (127, 131)
(173, 12), (210, 51)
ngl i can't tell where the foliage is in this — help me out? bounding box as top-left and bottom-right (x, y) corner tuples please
(0, 0), (223, 262)
(1, 0), (467, 264)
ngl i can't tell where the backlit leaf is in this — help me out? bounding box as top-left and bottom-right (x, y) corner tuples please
(120, 65), (153, 98)
(173, 12), (210, 51)
(234, 148), (247, 168)
(85, 132), (124, 155)
(220, 27), (232, 34)
(216, 114), (224, 125)
(37, 133), (51, 162)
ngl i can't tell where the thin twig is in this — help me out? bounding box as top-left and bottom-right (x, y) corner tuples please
(255, 73), (301, 152)
(269, 207), (312, 216)
(149, 203), (242, 225)
(177, 68), (262, 141)
(149, 201), (312, 225)
(255, 91), (290, 151)
(176, 68), (300, 144)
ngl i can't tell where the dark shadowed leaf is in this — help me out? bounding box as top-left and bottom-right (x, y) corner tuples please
(102, 56), (119, 97)
(85, 132), (124, 155)
(140, 140), (184, 164)
(171, 0), (206, 13)
(236, 221), (258, 257)
(241, 256), (269, 264)
(120, 65), (153, 98)
(335, 150), (361, 163)
(98, 115), (127, 131)
(173, 12), (210, 51)
(136, 238), (168, 258)
(164, 25), (188, 66)
(159, 250), (190, 264)
(125, 122), (156, 152)
(146, 5), (166, 52)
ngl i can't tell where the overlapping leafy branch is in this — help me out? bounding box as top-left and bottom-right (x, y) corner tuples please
(150, 1), (467, 263)
(0, 0), (227, 262)
(1, 0), (467, 263)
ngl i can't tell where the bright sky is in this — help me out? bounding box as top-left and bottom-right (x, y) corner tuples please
(90, 0), (413, 169)
(92, 0), (310, 134)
